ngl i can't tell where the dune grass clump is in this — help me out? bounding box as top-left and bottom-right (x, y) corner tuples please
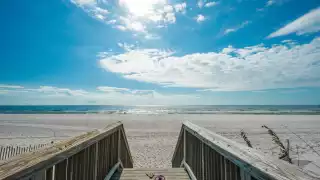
(240, 130), (253, 148)
(262, 125), (292, 164)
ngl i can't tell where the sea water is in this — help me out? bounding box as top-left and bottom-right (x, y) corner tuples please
(0, 105), (319, 115)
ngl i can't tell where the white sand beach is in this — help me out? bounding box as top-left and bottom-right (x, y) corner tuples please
(0, 114), (319, 174)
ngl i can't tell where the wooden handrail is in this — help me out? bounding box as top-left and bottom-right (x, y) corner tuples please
(172, 124), (184, 164)
(119, 125), (133, 165)
(104, 161), (122, 180)
(0, 121), (133, 180)
(172, 121), (320, 180)
(182, 161), (197, 180)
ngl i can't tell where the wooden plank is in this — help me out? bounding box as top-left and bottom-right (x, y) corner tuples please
(67, 157), (73, 180)
(54, 159), (67, 180)
(94, 142), (99, 180)
(182, 121), (320, 180)
(0, 147), (3, 160)
(45, 167), (53, 180)
(116, 168), (190, 180)
(0, 122), (123, 180)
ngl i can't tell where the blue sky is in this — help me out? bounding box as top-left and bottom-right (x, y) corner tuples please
(0, 0), (320, 105)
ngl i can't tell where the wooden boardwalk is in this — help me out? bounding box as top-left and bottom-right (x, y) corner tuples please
(0, 121), (319, 180)
(111, 168), (190, 180)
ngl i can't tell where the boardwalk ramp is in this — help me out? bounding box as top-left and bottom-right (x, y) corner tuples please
(111, 168), (190, 180)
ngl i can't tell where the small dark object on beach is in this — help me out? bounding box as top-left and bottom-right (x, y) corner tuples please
(146, 173), (154, 179)
(155, 175), (165, 180)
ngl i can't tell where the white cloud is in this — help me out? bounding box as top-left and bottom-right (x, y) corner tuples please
(97, 86), (155, 96)
(174, 2), (187, 13)
(195, 14), (206, 23)
(197, 0), (204, 8)
(116, 25), (127, 31)
(117, 42), (135, 51)
(266, 0), (275, 7)
(71, 0), (96, 6)
(267, 7), (320, 38)
(97, 86), (130, 92)
(0, 85), (198, 105)
(36, 86), (88, 96)
(0, 85), (24, 89)
(205, 1), (218, 8)
(70, 0), (179, 36)
(119, 16), (146, 33)
(165, 12), (176, 23)
(70, 0), (109, 21)
(100, 37), (320, 91)
(265, 0), (288, 7)
(95, 14), (105, 20)
(224, 21), (250, 35)
(107, 19), (117, 24)
(161, 5), (176, 23)
(116, 1), (176, 32)
(224, 28), (236, 34)
(257, 0), (289, 12)
(94, 7), (109, 14)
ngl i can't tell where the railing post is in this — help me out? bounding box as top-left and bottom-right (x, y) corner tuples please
(94, 142), (99, 180)
(65, 158), (68, 180)
(45, 167), (53, 180)
(224, 158), (227, 180)
(118, 128), (121, 163)
(201, 141), (204, 180)
(240, 169), (251, 180)
(183, 128), (186, 165)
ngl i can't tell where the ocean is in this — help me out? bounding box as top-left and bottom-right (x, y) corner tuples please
(0, 105), (319, 115)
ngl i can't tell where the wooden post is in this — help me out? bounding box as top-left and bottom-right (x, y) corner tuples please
(201, 141), (204, 180)
(118, 129), (121, 162)
(45, 167), (53, 180)
(0, 147), (3, 160)
(5, 146), (8, 159)
(183, 128), (186, 165)
(94, 142), (99, 180)
(240, 169), (251, 180)
(65, 159), (69, 180)
(8, 146), (12, 159)
(224, 157), (227, 180)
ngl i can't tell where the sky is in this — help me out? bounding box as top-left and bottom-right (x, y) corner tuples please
(0, 0), (320, 105)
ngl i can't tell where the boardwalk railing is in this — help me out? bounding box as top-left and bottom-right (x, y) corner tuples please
(0, 121), (133, 180)
(0, 144), (49, 161)
(172, 121), (320, 180)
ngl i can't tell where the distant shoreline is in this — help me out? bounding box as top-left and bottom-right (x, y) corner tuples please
(0, 105), (319, 115)
(1, 112), (320, 115)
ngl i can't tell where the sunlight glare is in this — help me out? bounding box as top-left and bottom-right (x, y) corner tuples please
(119, 0), (166, 17)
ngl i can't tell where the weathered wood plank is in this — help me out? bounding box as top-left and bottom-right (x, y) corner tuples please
(114, 168), (190, 180)
(54, 159), (67, 180)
